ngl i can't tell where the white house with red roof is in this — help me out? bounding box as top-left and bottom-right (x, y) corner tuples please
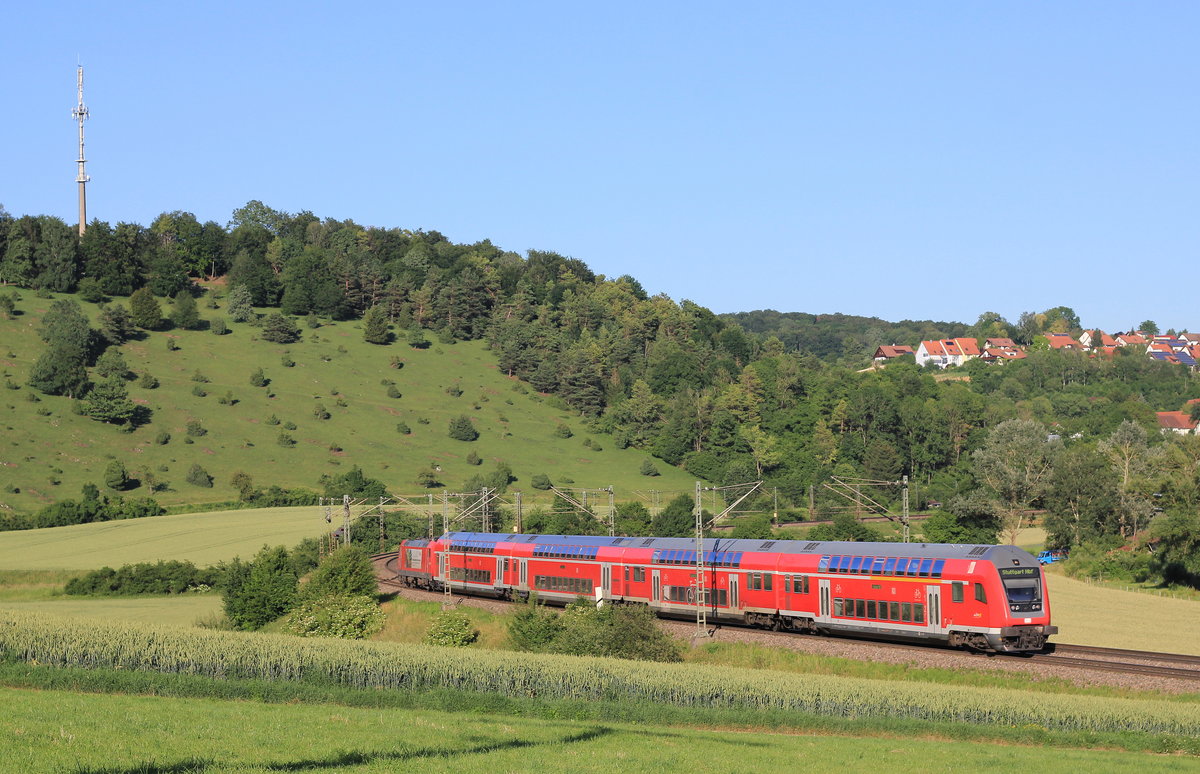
(873, 345), (915, 363)
(915, 338), (981, 369)
(1157, 410), (1199, 435)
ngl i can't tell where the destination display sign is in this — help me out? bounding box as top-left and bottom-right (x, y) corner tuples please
(998, 567), (1039, 579)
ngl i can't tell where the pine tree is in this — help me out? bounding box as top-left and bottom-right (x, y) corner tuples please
(28, 345), (90, 397)
(170, 289), (202, 330)
(129, 288), (163, 330)
(82, 375), (136, 424)
(448, 414), (479, 441)
(362, 306), (390, 344)
(104, 460), (130, 490)
(226, 284), (255, 322)
(97, 304), (136, 344)
(260, 313), (300, 343)
(93, 349), (129, 380)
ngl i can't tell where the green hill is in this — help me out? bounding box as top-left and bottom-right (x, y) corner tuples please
(0, 292), (695, 516)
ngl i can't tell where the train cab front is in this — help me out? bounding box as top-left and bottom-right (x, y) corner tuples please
(985, 549), (1058, 652)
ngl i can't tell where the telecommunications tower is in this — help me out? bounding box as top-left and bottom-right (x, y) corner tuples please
(72, 65), (90, 236)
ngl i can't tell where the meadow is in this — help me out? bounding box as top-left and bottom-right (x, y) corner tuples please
(0, 291), (697, 515)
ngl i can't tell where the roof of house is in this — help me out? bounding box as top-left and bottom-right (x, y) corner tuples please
(1116, 333), (1147, 345)
(1157, 411), (1198, 431)
(919, 338), (980, 358)
(1045, 333), (1083, 350)
(985, 338), (1018, 348)
(874, 345), (914, 359)
(981, 347), (1027, 360)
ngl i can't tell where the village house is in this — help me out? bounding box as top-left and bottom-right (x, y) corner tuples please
(914, 338), (980, 369)
(872, 345), (914, 364)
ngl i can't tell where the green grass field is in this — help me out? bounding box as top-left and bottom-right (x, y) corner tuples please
(0, 291), (697, 515)
(0, 505), (321, 569)
(5, 686), (1197, 774)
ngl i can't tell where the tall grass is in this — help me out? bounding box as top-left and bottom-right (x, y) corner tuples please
(1, 610), (1197, 737)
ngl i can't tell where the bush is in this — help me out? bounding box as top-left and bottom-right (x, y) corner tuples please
(191, 385), (207, 397)
(185, 420), (206, 437)
(424, 610), (479, 647)
(302, 545), (378, 599)
(222, 546), (299, 630)
(277, 432), (296, 447)
(211, 317), (228, 335)
(531, 473), (552, 490)
(186, 464), (213, 488)
(285, 594), (385, 639)
(386, 384), (401, 399)
(138, 372), (159, 389)
(313, 403), (330, 420)
(448, 414), (479, 442)
(64, 560), (221, 596)
(281, 355), (295, 367)
(466, 451), (481, 466)
(554, 424), (573, 438)
(250, 367), (268, 387)
(507, 596), (564, 651)
(396, 422), (411, 435)
(266, 414), (280, 425)
(639, 460), (660, 477)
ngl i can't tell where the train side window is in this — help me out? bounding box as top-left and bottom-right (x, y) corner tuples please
(907, 559), (921, 577)
(764, 574), (773, 591)
(974, 583), (987, 603)
(633, 567), (645, 582)
(818, 556), (831, 572)
(791, 575), (808, 594)
(850, 557), (864, 573)
(855, 599), (866, 618)
(871, 558), (885, 574)
(883, 557), (896, 575)
(914, 603), (925, 624)
(932, 559), (945, 578)
(624, 567), (630, 581)
(952, 582), (964, 603)
(867, 600), (877, 619)
(877, 602), (888, 620)
(918, 559), (933, 577)
(834, 556), (847, 573)
(901, 602), (912, 622)
(889, 601), (900, 620)
(833, 598), (844, 616)
(894, 558), (908, 576)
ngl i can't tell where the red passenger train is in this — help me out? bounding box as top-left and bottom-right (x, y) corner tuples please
(396, 532), (1058, 652)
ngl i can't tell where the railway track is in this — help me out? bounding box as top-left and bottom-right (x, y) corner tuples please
(370, 551), (1200, 683)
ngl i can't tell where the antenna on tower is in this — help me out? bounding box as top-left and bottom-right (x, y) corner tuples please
(72, 65), (90, 236)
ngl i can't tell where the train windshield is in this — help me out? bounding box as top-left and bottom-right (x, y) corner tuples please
(999, 567), (1043, 612)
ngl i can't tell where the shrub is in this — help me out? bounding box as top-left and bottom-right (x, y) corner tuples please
(138, 372), (159, 389)
(185, 464), (213, 488)
(250, 367), (268, 387)
(191, 369), (209, 383)
(266, 414), (280, 426)
(466, 451), (482, 466)
(222, 546), (298, 630)
(407, 329), (430, 349)
(448, 414), (479, 442)
(507, 596), (564, 651)
(530, 473), (552, 490)
(640, 460), (660, 477)
(217, 390), (236, 405)
(191, 385), (208, 397)
(285, 594), (385, 639)
(283, 420), (297, 430)
(550, 600), (682, 662)
(154, 431), (170, 445)
(386, 384), (401, 399)
(185, 420), (206, 437)
(313, 403), (330, 420)
(396, 421), (411, 435)
(555, 424), (573, 439)
(165, 337), (179, 351)
(303, 545), (378, 599)
(277, 432), (296, 447)
(445, 383), (463, 398)
(424, 610), (479, 647)
(211, 317), (228, 336)
(281, 355), (295, 367)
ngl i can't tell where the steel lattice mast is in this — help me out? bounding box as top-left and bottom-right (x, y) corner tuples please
(72, 65), (90, 236)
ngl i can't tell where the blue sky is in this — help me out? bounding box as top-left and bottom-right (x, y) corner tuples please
(4, 2), (1198, 332)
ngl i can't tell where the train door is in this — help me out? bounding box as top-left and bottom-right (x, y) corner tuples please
(729, 576), (740, 610)
(652, 569), (661, 603)
(601, 564), (612, 600)
(818, 578), (830, 620)
(926, 586), (943, 633)
(495, 557), (504, 590)
(518, 559), (528, 591)
(437, 552), (447, 587)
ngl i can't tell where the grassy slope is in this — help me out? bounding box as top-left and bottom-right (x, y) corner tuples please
(0, 292), (696, 514)
(1047, 570), (1200, 655)
(0, 506), (320, 569)
(6, 686), (1196, 774)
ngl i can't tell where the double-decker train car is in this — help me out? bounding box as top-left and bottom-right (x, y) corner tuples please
(395, 532), (1057, 652)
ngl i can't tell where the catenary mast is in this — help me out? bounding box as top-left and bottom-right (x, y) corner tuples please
(72, 65), (90, 236)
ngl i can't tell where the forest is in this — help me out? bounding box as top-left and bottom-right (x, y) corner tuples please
(1, 202), (1198, 588)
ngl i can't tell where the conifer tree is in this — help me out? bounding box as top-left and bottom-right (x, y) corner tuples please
(129, 287), (163, 330)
